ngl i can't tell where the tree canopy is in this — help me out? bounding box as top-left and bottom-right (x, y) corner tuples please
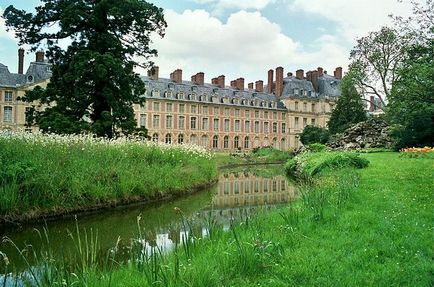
(3, 0), (167, 137)
(299, 125), (330, 145)
(328, 73), (367, 135)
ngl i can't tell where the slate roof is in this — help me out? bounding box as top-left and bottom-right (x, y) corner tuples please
(0, 61), (52, 88)
(317, 74), (340, 97)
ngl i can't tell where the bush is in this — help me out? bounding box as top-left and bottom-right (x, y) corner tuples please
(306, 143), (327, 153)
(300, 126), (330, 145)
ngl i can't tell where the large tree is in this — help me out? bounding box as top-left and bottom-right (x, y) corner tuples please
(3, 0), (166, 137)
(328, 73), (367, 135)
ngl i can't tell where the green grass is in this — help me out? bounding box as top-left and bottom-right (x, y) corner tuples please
(0, 133), (217, 222)
(2, 152), (432, 286)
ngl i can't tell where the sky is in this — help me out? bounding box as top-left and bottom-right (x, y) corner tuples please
(0, 0), (414, 85)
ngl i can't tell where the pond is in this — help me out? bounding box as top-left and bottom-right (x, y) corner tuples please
(0, 165), (297, 277)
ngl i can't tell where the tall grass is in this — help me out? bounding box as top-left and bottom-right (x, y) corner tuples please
(0, 132), (217, 222)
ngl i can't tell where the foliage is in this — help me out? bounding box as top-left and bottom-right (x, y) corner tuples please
(306, 143), (327, 153)
(328, 73), (367, 134)
(0, 131), (216, 220)
(2, 153), (432, 286)
(285, 151), (369, 179)
(3, 1), (167, 138)
(299, 125), (330, 145)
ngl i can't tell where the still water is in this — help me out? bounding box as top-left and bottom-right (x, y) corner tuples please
(0, 165), (296, 274)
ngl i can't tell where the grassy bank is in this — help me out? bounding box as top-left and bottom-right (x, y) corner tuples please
(2, 152), (431, 286)
(0, 132), (217, 223)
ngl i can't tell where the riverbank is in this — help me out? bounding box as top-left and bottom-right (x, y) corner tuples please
(4, 152), (431, 286)
(0, 132), (217, 225)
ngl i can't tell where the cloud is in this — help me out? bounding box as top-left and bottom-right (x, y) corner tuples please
(191, 0), (274, 15)
(0, 7), (17, 42)
(148, 9), (300, 84)
(290, 0), (413, 41)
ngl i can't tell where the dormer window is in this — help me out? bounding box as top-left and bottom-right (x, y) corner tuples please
(151, 89), (159, 97)
(27, 75), (34, 83)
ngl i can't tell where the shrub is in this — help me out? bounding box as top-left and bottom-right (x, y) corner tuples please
(306, 143), (327, 153)
(299, 126), (330, 145)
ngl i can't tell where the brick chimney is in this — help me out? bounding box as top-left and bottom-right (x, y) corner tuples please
(148, 66), (159, 80)
(317, 67), (324, 77)
(236, 78), (245, 91)
(296, 69), (304, 80)
(275, 66), (284, 97)
(248, 82), (254, 90)
(36, 51), (45, 62)
(311, 70), (319, 92)
(171, 69), (182, 84)
(369, 96), (375, 112)
(255, 80), (263, 93)
(191, 75), (197, 83)
(306, 71), (312, 83)
(18, 48), (24, 74)
(211, 78), (217, 85)
(267, 69), (274, 93)
(334, 67), (342, 79)
(217, 75), (225, 89)
(195, 72), (204, 86)
(230, 80), (236, 88)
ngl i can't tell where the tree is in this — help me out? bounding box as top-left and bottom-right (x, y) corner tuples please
(3, 1), (166, 138)
(349, 26), (409, 108)
(299, 125), (330, 145)
(328, 74), (367, 134)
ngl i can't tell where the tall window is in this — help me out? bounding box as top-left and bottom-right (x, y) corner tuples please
(245, 110), (250, 118)
(202, 118), (209, 130)
(200, 135), (208, 147)
(234, 120), (240, 132)
(254, 121), (259, 133)
(224, 108), (230, 116)
(203, 106), (208, 115)
(245, 120), (250, 133)
(264, 122), (269, 133)
(281, 123), (286, 133)
(311, 103), (315, 112)
(4, 91), (13, 102)
(244, 136), (249, 149)
(152, 115), (160, 128)
(191, 105), (197, 114)
(264, 111), (268, 119)
(166, 103), (172, 112)
(214, 107), (219, 115)
(224, 136), (229, 149)
(303, 102), (307, 112)
(190, 134), (197, 145)
(190, 116), (197, 129)
(178, 134), (184, 144)
(179, 116), (185, 129)
(213, 119), (219, 131)
(179, 104), (185, 113)
(152, 133), (159, 142)
(294, 102), (298, 111)
(311, 118), (316, 125)
(234, 136), (239, 149)
(224, 119), (230, 132)
(153, 102), (160, 111)
(140, 114), (146, 127)
(3, 106), (12, 122)
(294, 117), (299, 128)
(213, 135), (218, 149)
(255, 110), (259, 118)
(273, 122), (277, 133)
(303, 118), (307, 127)
(166, 115), (173, 129)
(235, 109), (240, 117)
(273, 112), (277, 119)
(165, 134), (172, 144)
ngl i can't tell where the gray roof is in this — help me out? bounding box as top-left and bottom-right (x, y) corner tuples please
(280, 76), (316, 99)
(317, 74), (340, 97)
(142, 76), (287, 110)
(0, 61), (52, 88)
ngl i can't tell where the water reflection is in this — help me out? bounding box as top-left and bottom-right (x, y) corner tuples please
(0, 165), (296, 276)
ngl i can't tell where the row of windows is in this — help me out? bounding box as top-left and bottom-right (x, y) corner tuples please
(149, 102), (285, 120)
(293, 101), (316, 113)
(221, 179), (287, 195)
(294, 117), (315, 128)
(152, 134), (287, 149)
(148, 89), (279, 109)
(142, 114), (287, 134)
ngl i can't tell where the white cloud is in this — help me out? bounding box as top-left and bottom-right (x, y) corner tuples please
(192, 0), (274, 10)
(147, 9), (300, 84)
(291, 0), (413, 41)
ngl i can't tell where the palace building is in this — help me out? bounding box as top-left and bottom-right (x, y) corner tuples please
(0, 49), (342, 150)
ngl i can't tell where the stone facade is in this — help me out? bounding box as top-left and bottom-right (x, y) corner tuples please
(1, 49), (342, 151)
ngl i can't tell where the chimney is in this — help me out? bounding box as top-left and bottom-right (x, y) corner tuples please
(248, 82), (254, 90)
(335, 67), (342, 79)
(195, 72), (204, 86)
(324, 70), (327, 74)
(236, 78), (244, 91)
(148, 66), (159, 80)
(267, 69), (274, 93)
(172, 69), (182, 84)
(317, 67), (324, 77)
(191, 75), (197, 83)
(306, 71), (312, 83)
(369, 96), (375, 112)
(35, 51), (45, 62)
(255, 80), (263, 92)
(296, 69), (304, 80)
(211, 78), (217, 85)
(287, 72), (293, 77)
(217, 75), (225, 89)
(275, 66), (284, 97)
(18, 48), (24, 74)
(311, 70), (319, 92)
(230, 80), (236, 88)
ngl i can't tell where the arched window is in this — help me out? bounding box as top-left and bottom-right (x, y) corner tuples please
(244, 136), (249, 149)
(201, 135), (208, 147)
(234, 136), (239, 149)
(165, 134), (172, 144)
(152, 133), (159, 142)
(190, 134), (197, 145)
(272, 137), (277, 148)
(213, 135), (218, 149)
(224, 136), (229, 149)
(281, 138), (286, 150)
(254, 137), (260, 148)
(178, 134), (184, 144)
